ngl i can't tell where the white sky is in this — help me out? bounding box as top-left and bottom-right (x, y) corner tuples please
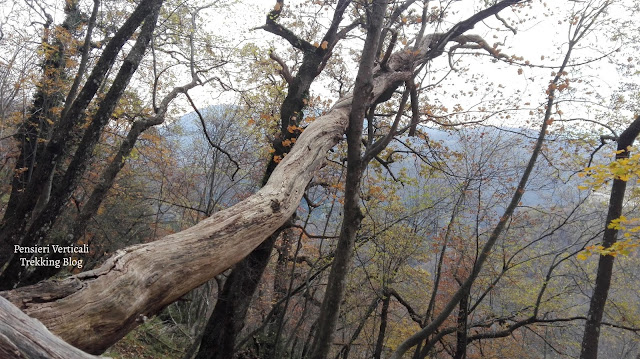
(2, 0), (636, 133)
(201, 0), (635, 129)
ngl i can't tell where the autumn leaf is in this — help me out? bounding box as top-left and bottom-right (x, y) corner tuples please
(287, 124), (302, 133)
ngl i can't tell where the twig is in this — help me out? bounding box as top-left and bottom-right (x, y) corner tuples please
(184, 92), (240, 180)
(495, 13), (517, 34)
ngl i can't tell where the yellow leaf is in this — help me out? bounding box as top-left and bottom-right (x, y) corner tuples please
(320, 41), (328, 50)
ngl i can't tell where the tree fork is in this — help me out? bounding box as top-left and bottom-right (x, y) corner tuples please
(1, 0), (84, 269)
(0, 1), (523, 354)
(195, 2), (353, 357)
(308, 1), (387, 358)
(0, 49), (409, 355)
(0, 0), (165, 278)
(0, 2), (163, 289)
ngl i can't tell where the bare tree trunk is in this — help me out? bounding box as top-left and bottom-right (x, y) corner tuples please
(373, 293), (391, 359)
(0, 0), (165, 288)
(263, 227), (294, 357)
(453, 289), (469, 359)
(308, 2), (387, 359)
(0, 296), (104, 359)
(194, 232), (279, 359)
(194, 2), (355, 357)
(337, 297), (380, 359)
(0, 1), (518, 353)
(580, 115), (640, 359)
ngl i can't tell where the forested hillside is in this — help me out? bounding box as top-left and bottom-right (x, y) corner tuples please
(1, 1), (640, 358)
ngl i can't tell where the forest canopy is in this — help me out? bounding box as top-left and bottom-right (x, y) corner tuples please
(1, 0), (640, 358)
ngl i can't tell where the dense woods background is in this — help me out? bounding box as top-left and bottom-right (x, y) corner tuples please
(1, 0), (640, 358)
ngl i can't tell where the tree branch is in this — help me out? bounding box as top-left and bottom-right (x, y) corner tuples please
(185, 92), (240, 181)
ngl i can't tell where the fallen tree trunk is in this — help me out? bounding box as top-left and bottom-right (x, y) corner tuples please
(0, 1), (520, 354)
(0, 67), (407, 354)
(1, 107), (348, 354)
(2, 62), (409, 356)
(0, 296), (106, 358)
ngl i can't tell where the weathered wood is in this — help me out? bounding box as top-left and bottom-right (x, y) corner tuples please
(0, 1), (518, 352)
(7, 108), (339, 351)
(0, 296), (106, 358)
(0, 64), (409, 354)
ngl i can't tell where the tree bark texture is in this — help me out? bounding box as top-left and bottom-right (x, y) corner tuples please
(193, 232), (279, 359)
(580, 115), (640, 359)
(453, 290), (469, 359)
(195, 2), (354, 357)
(0, 0), (520, 354)
(373, 293), (391, 359)
(309, 1), (387, 358)
(0, 296), (105, 359)
(0, 0), (165, 288)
